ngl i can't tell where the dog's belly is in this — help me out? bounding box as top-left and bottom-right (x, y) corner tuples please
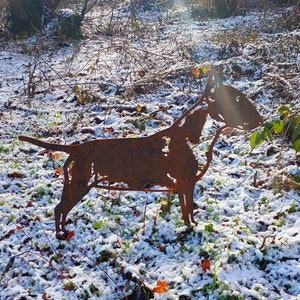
(94, 157), (175, 190)
(74, 134), (198, 191)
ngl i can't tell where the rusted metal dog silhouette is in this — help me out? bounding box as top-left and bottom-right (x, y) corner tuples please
(19, 65), (263, 239)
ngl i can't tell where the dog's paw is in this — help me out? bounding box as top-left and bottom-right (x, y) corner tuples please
(56, 230), (74, 241)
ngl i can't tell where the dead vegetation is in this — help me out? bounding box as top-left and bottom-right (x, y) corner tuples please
(0, 1), (299, 299)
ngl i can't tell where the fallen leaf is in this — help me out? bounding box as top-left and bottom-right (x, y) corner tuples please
(54, 167), (63, 177)
(137, 70), (146, 77)
(157, 243), (165, 252)
(0, 229), (15, 242)
(42, 292), (51, 300)
(103, 127), (114, 133)
(192, 66), (201, 77)
(8, 171), (24, 178)
(64, 281), (76, 291)
(153, 280), (167, 293)
(192, 65), (210, 77)
(52, 152), (61, 160)
(201, 258), (211, 272)
(136, 104), (142, 112)
(65, 231), (75, 242)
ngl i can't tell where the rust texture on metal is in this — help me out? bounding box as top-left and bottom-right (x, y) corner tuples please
(19, 65), (263, 239)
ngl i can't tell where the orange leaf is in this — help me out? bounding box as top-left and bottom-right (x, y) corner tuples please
(136, 104), (142, 113)
(201, 258), (211, 272)
(54, 167), (63, 177)
(153, 280), (167, 293)
(153, 286), (166, 293)
(192, 65), (210, 78)
(52, 152), (61, 160)
(158, 280), (167, 288)
(192, 67), (201, 77)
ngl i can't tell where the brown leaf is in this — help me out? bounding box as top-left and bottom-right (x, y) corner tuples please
(8, 171), (24, 178)
(0, 229), (15, 242)
(65, 231), (75, 242)
(201, 258), (211, 272)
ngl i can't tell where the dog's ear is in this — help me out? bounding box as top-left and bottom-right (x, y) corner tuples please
(205, 64), (263, 130)
(208, 85), (263, 130)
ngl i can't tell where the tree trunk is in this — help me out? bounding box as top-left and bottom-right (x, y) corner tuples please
(7, 0), (42, 33)
(7, 0), (60, 34)
(214, 0), (228, 17)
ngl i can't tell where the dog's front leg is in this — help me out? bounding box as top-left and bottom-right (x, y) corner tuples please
(178, 186), (197, 226)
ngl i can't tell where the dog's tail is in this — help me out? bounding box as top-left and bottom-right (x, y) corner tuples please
(19, 136), (73, 153)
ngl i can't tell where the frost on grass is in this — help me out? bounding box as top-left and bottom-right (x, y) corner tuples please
(0, 2), (300, 300)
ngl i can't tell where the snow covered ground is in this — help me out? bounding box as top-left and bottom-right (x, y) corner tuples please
(0, 2), (299, 299)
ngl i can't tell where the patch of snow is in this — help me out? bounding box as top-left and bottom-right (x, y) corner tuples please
(0, 3), (299, 300)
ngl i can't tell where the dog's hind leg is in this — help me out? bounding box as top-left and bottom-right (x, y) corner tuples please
(55, 160), (91, 239)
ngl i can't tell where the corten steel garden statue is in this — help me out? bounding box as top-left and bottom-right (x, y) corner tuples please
(19, 65), (263, 239)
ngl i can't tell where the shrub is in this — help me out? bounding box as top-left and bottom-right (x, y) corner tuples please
(250, 105), (300, 153)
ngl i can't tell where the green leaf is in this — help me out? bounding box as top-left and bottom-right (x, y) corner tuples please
(204, 223), (214, 232)
(250, 131), (265, 149)
(292, 125), (300, 141)
(249, 132), (258, 149)
(264, 120), (273, 131)
(272, 119), (284, 133)
(293, 138), (300, 152)
(292, 174), (300, 184)
(73, 84), (80, 93)
(93, 220), (106, 230)
(288, 202), (297, 213)
(278, 105), (290, 117)
(264, 127), (273, 142)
